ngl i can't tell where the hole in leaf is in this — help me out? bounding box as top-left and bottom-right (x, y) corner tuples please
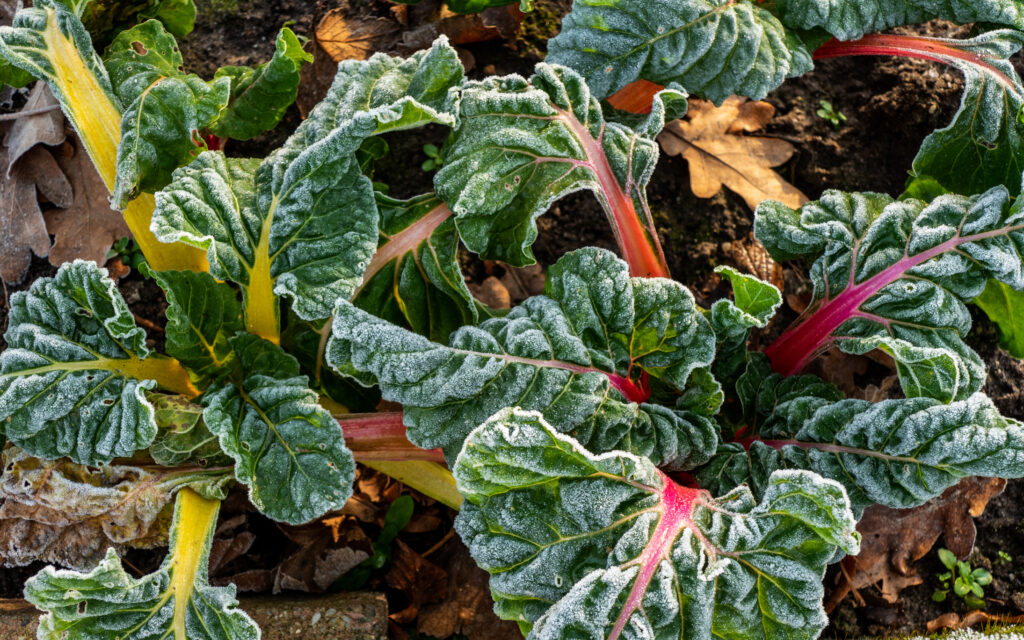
(101, 398), (114, 406)
(77, 601), (86, 614)
(131, 41), (147, 55)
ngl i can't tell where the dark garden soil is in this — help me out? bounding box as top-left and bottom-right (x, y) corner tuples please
(2, 1), (1024, 637)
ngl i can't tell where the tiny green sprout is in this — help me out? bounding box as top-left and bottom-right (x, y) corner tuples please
(998, 550), (1012, 566)
(106, 236), (152, 278)
(816, 99), (847, 129)
(932, 548), (992, 608)
(421, 143), (443, 171)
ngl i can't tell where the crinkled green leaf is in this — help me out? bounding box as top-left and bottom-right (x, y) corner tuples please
(0, 261), (192, 466)
(775, 0), (1024, 41)
(154, 270), (243, 385)
(910, 30), (1024, 197)
(454, 408), (859, 638)
(329, 247), (719, 467)
(436, 63), (681, 269)
(25, 490), (258, 640)
(709, 266), (783, 385)
(152, 144), (375, 324)
(0, 447), (228, 570)
(207, 27), (312, 141)
(547, 0), (811, 103)
(974, 279), (1024, 358)
(698, 358), (1024, 512)
(104, 19), (230, 207)
(290, 37), (462, 151)
(352, 192), (478, 343)
(148, 393), (231, 467)
(202, 334), (355, 524)
(756, 187), (1024, 403)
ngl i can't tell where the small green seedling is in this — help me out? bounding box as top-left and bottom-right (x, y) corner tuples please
(816, 99), (847, 129)
(421, 143), (443, 171)
(106, 236), (152, 278)
(333, 495), (414, 590)
(998, 550), (1013, 566)
(932, 548), (992, 609)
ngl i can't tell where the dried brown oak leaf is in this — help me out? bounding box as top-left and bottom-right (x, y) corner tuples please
(4, 83), (64, 173)
(387, 538), (448, 624)
(45, 134), (130, 267)
(315, 5), (400, 63)
(731, 233), (783, 291)
(0, 143), (72, 284)
(825, 476), (1007, 612)
(0, 447), (177, 570)
(658, 96), (808, 211)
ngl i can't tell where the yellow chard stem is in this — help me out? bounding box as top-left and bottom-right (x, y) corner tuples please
(244, 201), (280, 343)
(364, 461), (463, 510)
(40, 8), (207, 274)
(167, 489), (221, 640)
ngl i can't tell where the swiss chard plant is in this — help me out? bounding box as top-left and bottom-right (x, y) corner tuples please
(1, 1), (1024, 639)
(0, 0), (310, 272)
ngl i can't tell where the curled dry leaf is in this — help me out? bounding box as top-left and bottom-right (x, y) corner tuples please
(730, 233), (783, 291)
(825, 477), (1007, 612)
(0, 143), (72, 284)
(0, 448), (179, 570)
(658, 96), (808, 211)
(386, 538), (448, 624)
(4, 83), (64, 172)
(417, 538), (523, 640)
(927, 611), (1024, 633)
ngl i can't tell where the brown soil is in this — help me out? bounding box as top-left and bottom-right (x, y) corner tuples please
(1, 1), (1024, 638)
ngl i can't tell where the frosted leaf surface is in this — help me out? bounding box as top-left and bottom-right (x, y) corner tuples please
(104, 19), (231, 208)
(154, 270), (243, 385)
(708, 266), (782, 384)
(328, 247), (719, 467)
(25, 493), (259, 640)
(698, 354), (1024, 512)
(435, 64), (684, 266)
(148, 393), (230, 467)
(152, 143), (375, 322)
(910, 30), (1024, 197)
(0, 261), (172, 466)
(453, 408), (859, 639)
(202, 334), (355, 524)
(756, 187), (1024, 402)
(776, 0), (1024, 41)
(547, 0), (810, 103)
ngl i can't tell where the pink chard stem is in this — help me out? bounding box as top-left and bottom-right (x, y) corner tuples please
(336, 412), (446, 463)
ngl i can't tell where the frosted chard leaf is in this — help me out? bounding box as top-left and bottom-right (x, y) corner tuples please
(152, 143), (376, 338)
(207, 27), (312, 141)
(202, 334), (355, 524)
(708, 265), (783, 384)
(154, 270), (243, 385)
(756, 187), (1024, 403)
(25, 489), (259, 640)
(696, 354), (1024, 511)
(329, 248), (719, 467)
(57, 0), (197, 39)
(775, 0), (1024, 41)
(546, 0), (811, 103)
(104, 19), (231, 207)
(0, 261), (195, 466)
(352, 193), (479, 343)
(436, 64), (683, 277)
(290, 36), (462, 149)
(0, 447), (230, 570)
(454, 408), (860, 639)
